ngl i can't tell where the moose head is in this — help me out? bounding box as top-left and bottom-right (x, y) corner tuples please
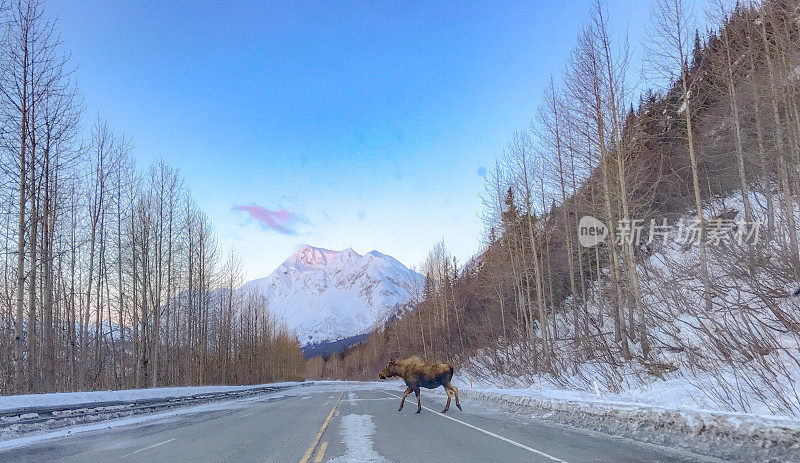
(378, 357), (396, 380)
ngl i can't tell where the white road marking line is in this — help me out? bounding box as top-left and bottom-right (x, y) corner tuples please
(383, 391), (568, 463)
(239, 412), (255, 418)
(122, 437), (178, 458)
(342, 397), (395, 402)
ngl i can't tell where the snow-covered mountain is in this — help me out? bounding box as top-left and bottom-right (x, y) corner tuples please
(238, 245), (423, 349)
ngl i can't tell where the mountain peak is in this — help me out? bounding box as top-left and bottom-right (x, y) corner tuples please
(367, 250), (390, 259)
(286, 244), (339, 267)
(239, 245), (423, 350)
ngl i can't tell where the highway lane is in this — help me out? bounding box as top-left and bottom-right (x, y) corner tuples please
(0, 382), (718, 463)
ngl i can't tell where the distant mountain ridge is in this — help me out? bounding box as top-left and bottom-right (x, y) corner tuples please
(238, 245), (423, 352)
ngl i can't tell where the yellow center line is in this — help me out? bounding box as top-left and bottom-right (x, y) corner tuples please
(299, 392), (343, 463)
(313, 441), (328, 463)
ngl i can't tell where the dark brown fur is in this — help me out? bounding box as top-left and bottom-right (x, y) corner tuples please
(378, 356), (462, 414)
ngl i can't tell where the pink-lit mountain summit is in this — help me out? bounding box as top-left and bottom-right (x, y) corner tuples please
(238, 245), (423, 348)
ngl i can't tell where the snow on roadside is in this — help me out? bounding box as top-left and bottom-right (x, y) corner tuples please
(456, 371), (800, 429)
(453, 380), (800, 462)
(0, 382), (303, 412)
(0, 389), (297, 451)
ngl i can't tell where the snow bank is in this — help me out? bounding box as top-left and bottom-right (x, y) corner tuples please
(458, 366), (800, 425)
(458, 385), (800, 462)
(0, 382), (302, 412)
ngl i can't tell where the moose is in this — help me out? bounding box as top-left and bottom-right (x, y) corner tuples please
(378, 356), (462, 414)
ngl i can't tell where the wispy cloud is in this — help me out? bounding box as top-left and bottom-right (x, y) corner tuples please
(233, 204), (299, 235)
(321, 210), (336, 225)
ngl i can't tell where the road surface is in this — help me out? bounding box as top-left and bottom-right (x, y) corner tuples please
(0, 382), (717, 463)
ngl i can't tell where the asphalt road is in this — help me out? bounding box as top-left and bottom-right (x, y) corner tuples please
(0, 382), (718, 463)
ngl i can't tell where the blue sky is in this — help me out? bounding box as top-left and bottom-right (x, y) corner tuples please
(49, 0), (651, 279)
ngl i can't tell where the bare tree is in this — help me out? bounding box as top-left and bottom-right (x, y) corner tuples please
(646, 0), (713, 312)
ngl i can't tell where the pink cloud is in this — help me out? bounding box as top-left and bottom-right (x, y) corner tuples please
(233, 204), (299, 235)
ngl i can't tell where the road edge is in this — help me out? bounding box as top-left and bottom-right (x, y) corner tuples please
(461, 388), (800, 462)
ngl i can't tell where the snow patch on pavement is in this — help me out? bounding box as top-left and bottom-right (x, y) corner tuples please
(329, 414), (387, 463)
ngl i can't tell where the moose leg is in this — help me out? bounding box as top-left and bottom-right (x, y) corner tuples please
(442, 387), (452, 413)
(398, 387), (411, 411)
(414, 388), (421, 414)
(446, 382), (462, 411)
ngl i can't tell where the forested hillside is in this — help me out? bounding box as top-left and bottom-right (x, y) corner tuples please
(0, 0), (305, 394)
(312, 0), (800, 416)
